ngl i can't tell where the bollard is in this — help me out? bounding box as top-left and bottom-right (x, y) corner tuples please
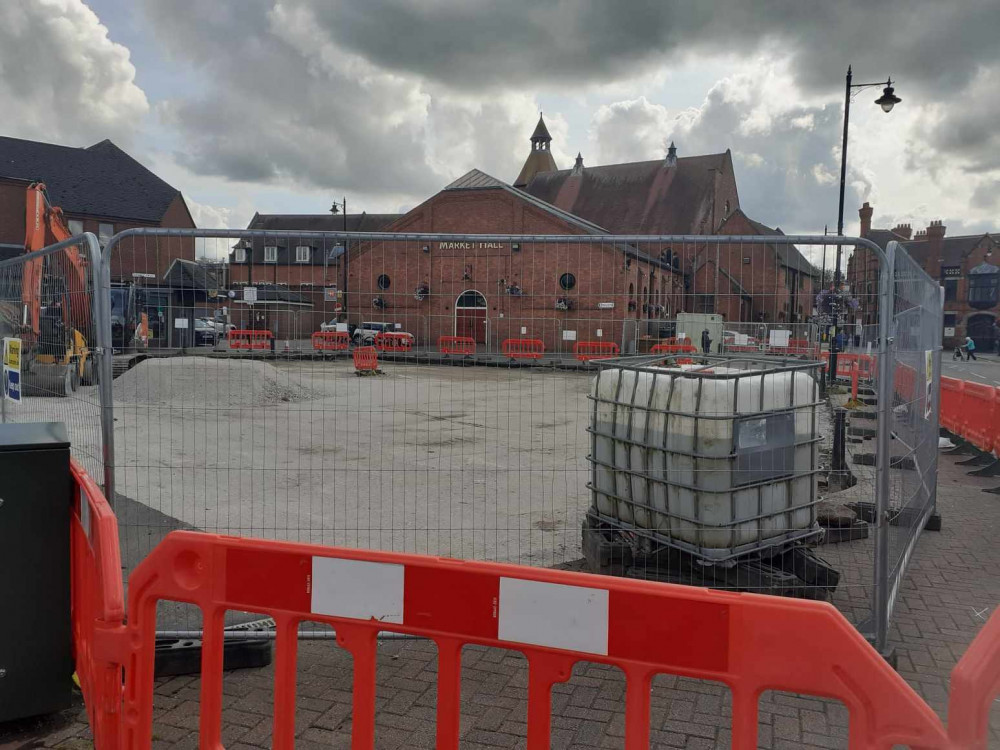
(833, 407), (847, 475)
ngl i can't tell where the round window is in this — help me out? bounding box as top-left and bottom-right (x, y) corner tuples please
(559, 273), (576, 291)
(377, 274), (391, 290)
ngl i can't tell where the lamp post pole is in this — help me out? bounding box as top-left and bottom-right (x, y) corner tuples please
(830, 66), (900, 383)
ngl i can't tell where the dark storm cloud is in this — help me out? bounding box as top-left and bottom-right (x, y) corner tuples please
(137, 0), (1000, 199)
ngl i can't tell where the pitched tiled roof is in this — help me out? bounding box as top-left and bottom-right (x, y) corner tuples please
(445, 169), (608, 235)
(902, 233), (998, 267)
(0, 136), (183, 222)
(163, 258), (220, 290)
(722, 209), (819, 277)
(521, 152), (732, 235)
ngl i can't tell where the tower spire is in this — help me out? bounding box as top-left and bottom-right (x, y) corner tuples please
(514, 112), (558, 187)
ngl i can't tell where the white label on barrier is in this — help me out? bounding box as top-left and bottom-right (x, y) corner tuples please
(498, 578), (608, 655)
(310, 557), (404, 623)
(596, 329), (603, 337)
(80, 485), (91, 541)
(520, 326), (527, 335)
(562, 330), (577, 341)
(335, 323), (348, 333)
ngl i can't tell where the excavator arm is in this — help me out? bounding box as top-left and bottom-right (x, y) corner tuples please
(22, 182), (92, 338)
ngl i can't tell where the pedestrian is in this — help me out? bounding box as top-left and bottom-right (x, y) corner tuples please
(963, 335), (977, 361)
(701, 329), (712, 354)
(965, 335), (977, 361)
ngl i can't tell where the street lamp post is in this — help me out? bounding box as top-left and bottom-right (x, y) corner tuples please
(331, 197), (348, 319)
(830, 65), (900, 382)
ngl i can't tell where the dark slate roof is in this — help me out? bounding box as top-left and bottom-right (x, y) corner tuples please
(0, 136), (183, 222)
(522, 151), (732, 234)
(163, 258), (220, 290)
(863, 228), (910, 251)
(723, 209), (819, 277)
(230, 212), (402, 265)
(902, 233), (998, 267)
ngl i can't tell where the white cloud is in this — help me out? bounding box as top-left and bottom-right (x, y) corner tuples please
(0, 0), (148, 146)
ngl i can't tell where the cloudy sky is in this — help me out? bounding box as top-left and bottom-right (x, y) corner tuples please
(3, 0), (999, 239)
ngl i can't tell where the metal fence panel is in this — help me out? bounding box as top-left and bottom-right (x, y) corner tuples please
(877, 240), (943, 650)
(100, 229), (912, 640)
(0, 234), (107, 482)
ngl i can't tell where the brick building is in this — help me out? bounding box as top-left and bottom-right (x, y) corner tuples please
(0, 136), (195, 278)
(690, 209), (819, 325)
(228, 211), (400, 337)
(347, 168), (687, 352)
(848, 201), (1000, 349)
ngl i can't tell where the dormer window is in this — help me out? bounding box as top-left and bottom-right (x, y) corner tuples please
(296, 245), (310, 262)
(234, 248), (246, 263)
(264, 246), (278, 263)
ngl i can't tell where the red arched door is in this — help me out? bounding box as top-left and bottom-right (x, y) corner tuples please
(456, 290), (487, 343)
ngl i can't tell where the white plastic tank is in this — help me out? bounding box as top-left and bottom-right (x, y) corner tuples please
(589, 362), (818, 558)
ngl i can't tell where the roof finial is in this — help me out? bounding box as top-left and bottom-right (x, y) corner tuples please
(665, 141), (677, 167)
(571, 152), (584, 176)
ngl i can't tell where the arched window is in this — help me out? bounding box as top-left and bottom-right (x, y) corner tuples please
(456, 290), (487, 308)
(969, 263), (1000, 309)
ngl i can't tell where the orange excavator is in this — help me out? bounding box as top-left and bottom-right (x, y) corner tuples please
(3, 182), (95, 395)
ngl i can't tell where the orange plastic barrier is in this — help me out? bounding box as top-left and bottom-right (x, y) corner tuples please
(960, 382), (997, 454)
(353, 346), (379, 373)
(311, 331), (350, 351)
(768, 338), (820, 357)
(939, 377), (964, 436)
(502, 338), (544, 359)
(374, 331), (414, 352)
(69, 459), (125, 750)
(822, 352), (876, 381)
(574, 341), (620, 361)
(438, 335), (476, 355)
(229, 329), (273, 350)
(72, 528), (998, 749)
(650, 342), (697, 365)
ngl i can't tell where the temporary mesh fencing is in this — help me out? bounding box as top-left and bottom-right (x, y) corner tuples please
(84, 229), (932, 654)
(0, 233), (110, 484)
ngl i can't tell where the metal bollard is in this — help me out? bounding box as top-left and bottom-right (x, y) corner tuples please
(833, 407), (847, 474)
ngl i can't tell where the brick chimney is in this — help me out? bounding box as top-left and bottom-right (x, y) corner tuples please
(859, 202), (873, 237)
(924, 220), (946, 279)
(892, 223), (912, 239)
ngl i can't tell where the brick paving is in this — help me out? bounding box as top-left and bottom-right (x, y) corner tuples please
(4, 449), (1000, 749)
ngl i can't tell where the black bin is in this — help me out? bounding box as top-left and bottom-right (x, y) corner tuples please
(0, 422), (72, 722)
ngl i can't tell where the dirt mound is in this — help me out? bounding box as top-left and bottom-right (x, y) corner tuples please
(115, 356), (317, 407)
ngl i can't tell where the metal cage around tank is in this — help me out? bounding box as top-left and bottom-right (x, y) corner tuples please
(586, 354), (824, 562)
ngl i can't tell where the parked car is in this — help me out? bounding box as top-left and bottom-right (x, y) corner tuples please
(198, 317), (230, 337)
(319, 318), (343, 333)
(194, 318), (218, 346)
(351, 321), (399, 345)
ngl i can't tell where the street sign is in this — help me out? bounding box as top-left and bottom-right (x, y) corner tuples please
(3, 337), (22, 403)
(244, 286), (258, 303)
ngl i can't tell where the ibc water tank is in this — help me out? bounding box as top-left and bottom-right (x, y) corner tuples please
(588, 359), (820, 560)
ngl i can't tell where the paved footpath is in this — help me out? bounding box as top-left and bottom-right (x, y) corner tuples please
(4, 450), (1000, 749)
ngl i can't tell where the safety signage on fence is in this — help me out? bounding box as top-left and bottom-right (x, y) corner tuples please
(3, 337), (21, 403)
(244, 286), (258, 303)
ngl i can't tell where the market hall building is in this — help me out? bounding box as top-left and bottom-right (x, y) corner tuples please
(343, 115), (745, 352)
